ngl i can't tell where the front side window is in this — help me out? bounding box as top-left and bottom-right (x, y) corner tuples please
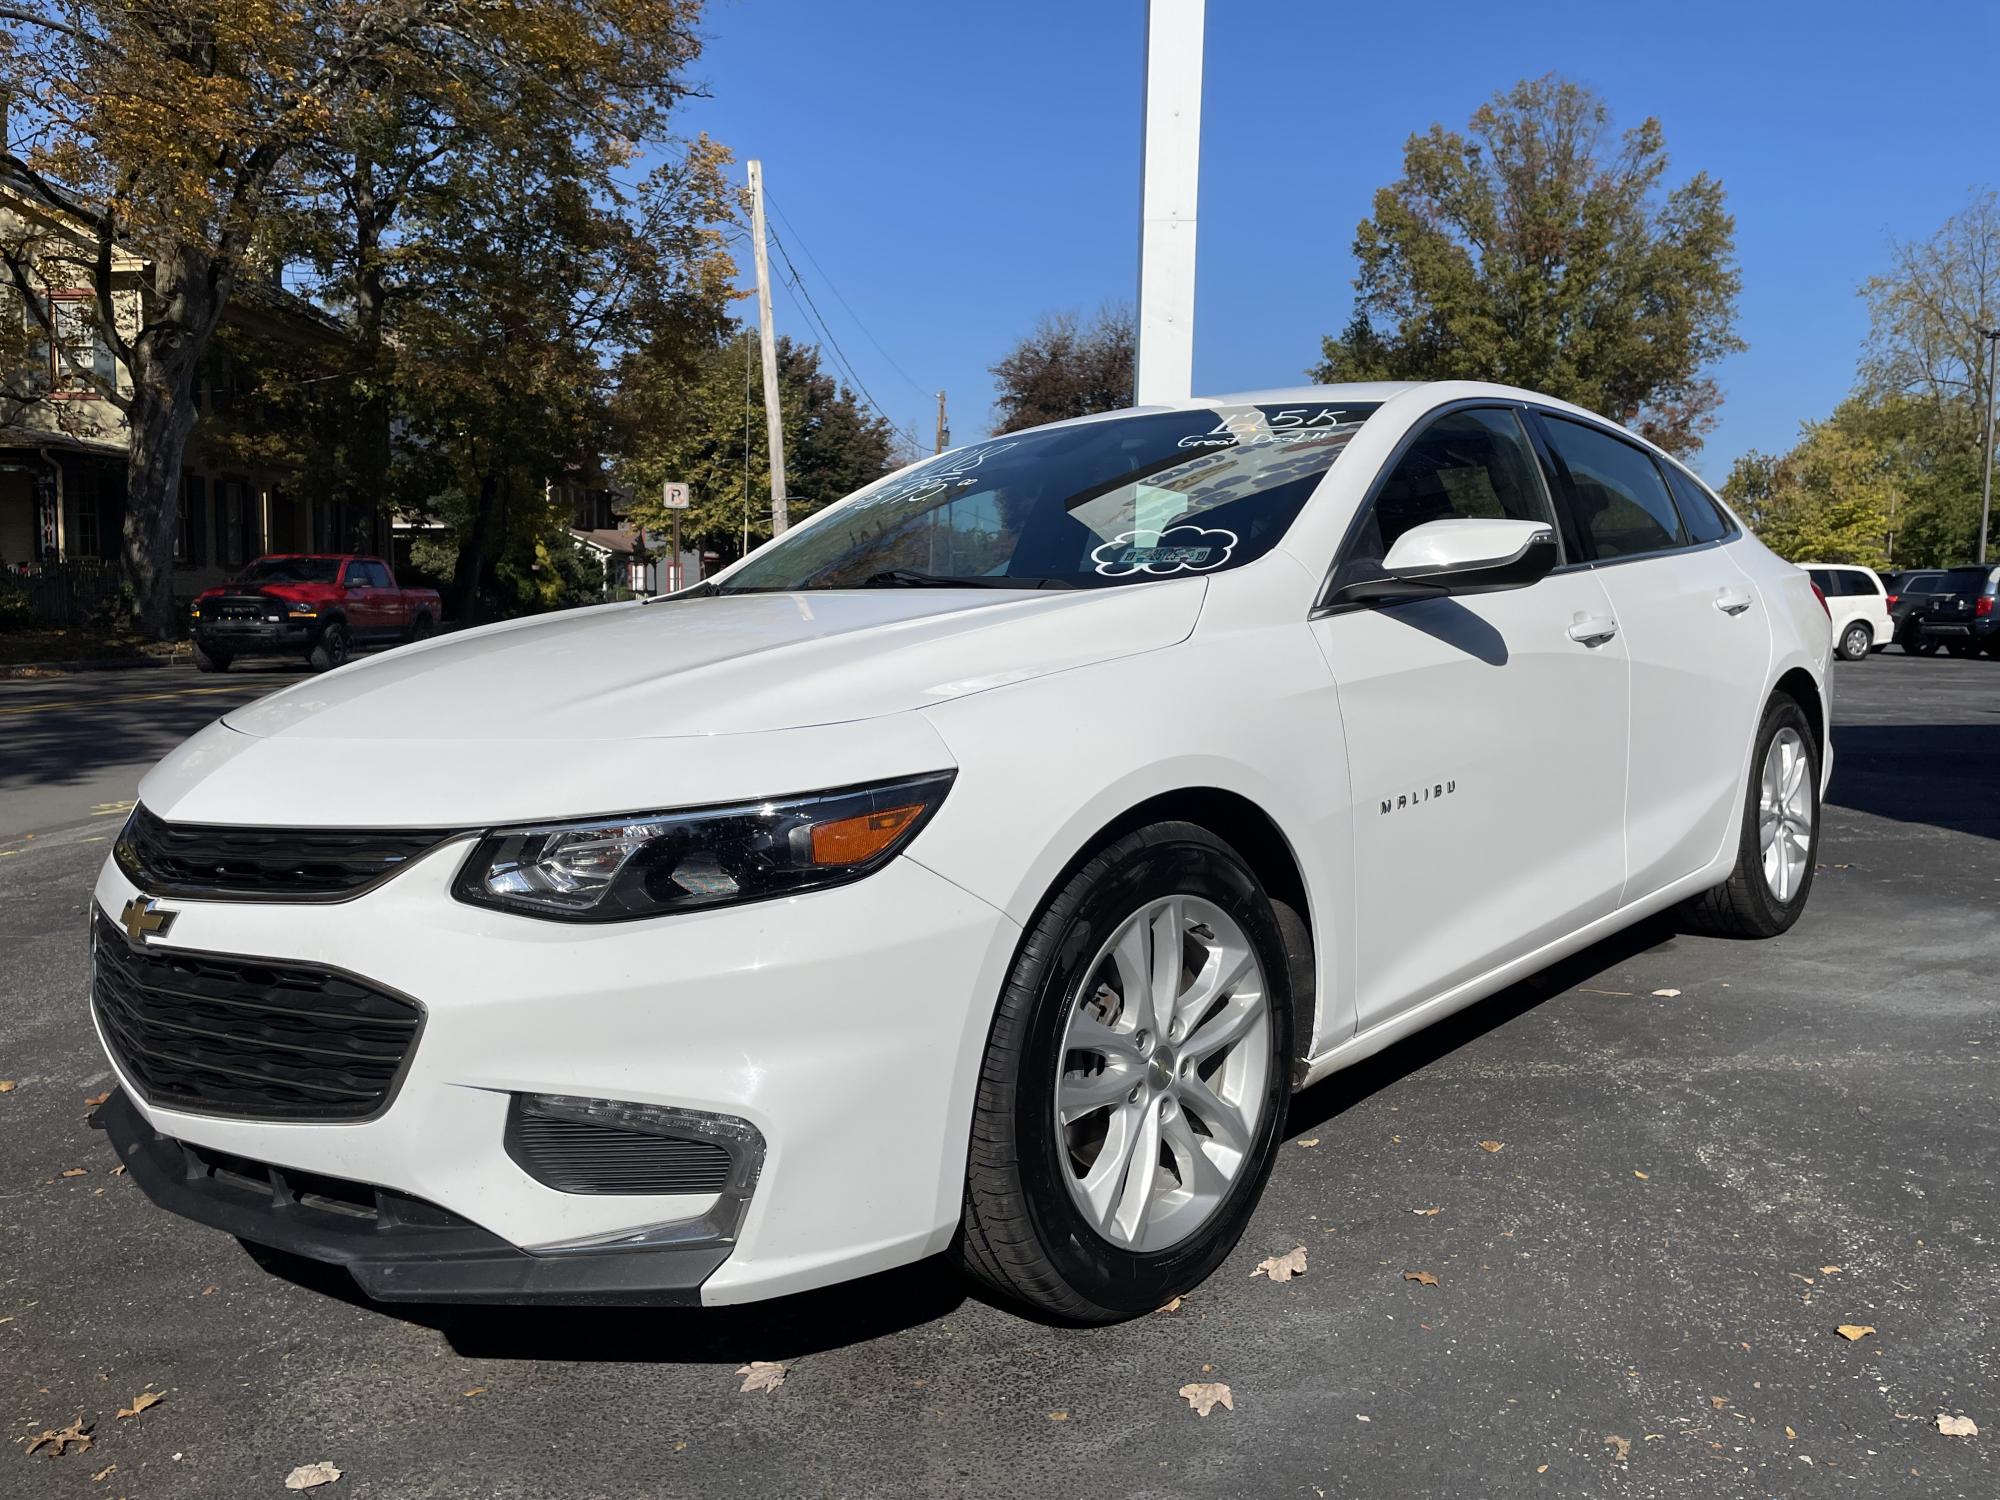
(717, 402), (1381, 593)
(1542, 417), (1687, 560)
(1331, 407), (1558, 592)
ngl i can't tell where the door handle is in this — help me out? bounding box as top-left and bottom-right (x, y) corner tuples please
(1567, 613), (1619, 647)
(1715, 588), (1754, 616)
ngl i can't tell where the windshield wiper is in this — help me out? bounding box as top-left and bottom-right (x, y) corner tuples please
(860, 569), (1077, 590)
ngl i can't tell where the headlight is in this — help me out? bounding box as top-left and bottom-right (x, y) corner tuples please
(285, 600), (316, 617)
(451, 771), (954, 922)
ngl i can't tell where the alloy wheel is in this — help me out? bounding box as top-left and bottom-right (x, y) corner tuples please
(1054, 895), (1272, 1253)
(1759, 727), (1813, 902)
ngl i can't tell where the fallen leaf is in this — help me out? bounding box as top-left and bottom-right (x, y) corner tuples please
(1936, 1414), (1978, 1438)
(92, 1463), (116, 1481)
(462, 1387), (487, 1398)
(116, 1390), (164, 1420)
(1296, 1137), (1320, 1148)
(0, 1080), (15, 1092)
(1537, 1464), (1548, 1473)
(1710, 1395), (1727, 1410)
(26, 1417), (92, 1459)
(60, 1167), (88, 1178)
(201, 1286), (217, 1296)
(1179, 1381), (1233, 1417)
(110, 1166), (126, 1177)
(83, 1091), (110, 1111)
(1478, 1140), (1505, 1153)
(735, 1361), (787, 1394)
(1356, 1413), (1371, 1422)
(1836, 1324), (1877, 1341)
(1633, 1170), (1649, 1180)
(1412, 1207), (1442, 1216)
(1252, 1246), (1308, 1282)
(1786, 1426), (1797, 1440)
(284, 1461), (343, 1490)
(1155, 1297), (1182, 1314)
(1604, 1434), (1631, 1463)
(1403, 1270), (1440, 1288)
(1820, 1265), (1841, 1275)
(1047, 1410), (1068, 1421)
(1652, 988), (1682, 997)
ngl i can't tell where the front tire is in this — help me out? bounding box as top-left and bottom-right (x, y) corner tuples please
(955, 822), (1293, 1323)
(308, 621), (350, 672)
(191, 640), (230, 673)
(1837, 622), (1872, 661)
(1903, 636), (1939, 655)
(1681, 695), (1820, 939)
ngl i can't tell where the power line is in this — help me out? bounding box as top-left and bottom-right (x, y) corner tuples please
(765, 225), (927, 456)
(766, 195), (933, 402)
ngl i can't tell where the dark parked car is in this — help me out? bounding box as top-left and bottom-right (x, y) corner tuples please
(1882, 569), (1953, 653)
(1914, 564), (2000, 658)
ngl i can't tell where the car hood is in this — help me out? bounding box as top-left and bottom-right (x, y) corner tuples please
(221, 581), (1206, 742)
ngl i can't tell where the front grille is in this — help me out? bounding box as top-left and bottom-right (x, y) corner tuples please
(507, 1097), (736, 1195)
(91, 913), (423, 1121)
(209, 595), (270, 621)
(116, 802), (470, 901)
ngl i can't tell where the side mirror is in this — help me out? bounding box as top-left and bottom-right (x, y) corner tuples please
(1328, 518), (1559, 606)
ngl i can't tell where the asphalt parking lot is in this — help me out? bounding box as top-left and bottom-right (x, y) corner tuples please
(2, 654), (1995, 1498)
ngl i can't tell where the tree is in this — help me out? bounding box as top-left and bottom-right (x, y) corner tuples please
(1313, 75), (1744, 456)
(990, 304), (1134, 435)
(0, 0), (707, 634)
(617, 328), (897, 564)
(1724, 411), (1896, 564)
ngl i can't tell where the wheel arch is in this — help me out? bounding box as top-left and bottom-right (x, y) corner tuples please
(1772, 665), (1826, 763)
(1032, 786), (1318, 1068)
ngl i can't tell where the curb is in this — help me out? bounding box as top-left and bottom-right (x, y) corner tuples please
(0, 650), (190, 680)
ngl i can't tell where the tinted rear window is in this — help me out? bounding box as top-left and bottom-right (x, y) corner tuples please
(1940, 567), (1997, 592)
(1541, 417), (1687, 559)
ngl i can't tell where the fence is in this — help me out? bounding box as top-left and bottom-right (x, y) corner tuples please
(0, 558), (128, 628)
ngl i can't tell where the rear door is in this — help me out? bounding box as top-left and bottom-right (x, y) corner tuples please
(1531, 415), (1770, 905)
(1924, 567), (1996, 637)
(1310, 404), (1629, 1033)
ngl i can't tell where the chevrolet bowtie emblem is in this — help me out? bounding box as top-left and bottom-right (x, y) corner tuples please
(120, 896), (176, 945)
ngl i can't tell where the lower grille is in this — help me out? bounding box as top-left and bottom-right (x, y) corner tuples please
(91, 913), (422, 1121)
(507, 1096), (738, 1195)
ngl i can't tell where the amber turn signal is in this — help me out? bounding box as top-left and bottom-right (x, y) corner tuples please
(809, 804), (924, 866)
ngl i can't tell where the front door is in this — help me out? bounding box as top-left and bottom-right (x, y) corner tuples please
(1310, 406), (1630, 1036)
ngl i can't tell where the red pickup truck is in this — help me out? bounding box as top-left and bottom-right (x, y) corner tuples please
(190, 554), (442, 673)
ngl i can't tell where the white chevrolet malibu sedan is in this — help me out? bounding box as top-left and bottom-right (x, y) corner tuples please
(93, 382), (1832, 1321)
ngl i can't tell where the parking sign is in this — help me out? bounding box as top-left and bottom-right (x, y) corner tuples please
(661, 481), (690, 510)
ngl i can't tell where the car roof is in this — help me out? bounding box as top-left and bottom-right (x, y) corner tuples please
(1022, 380), (1635, 438)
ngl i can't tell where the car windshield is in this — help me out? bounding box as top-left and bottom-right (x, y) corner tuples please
(234, 557), (341, 585)
(717, 401), (1381, 593)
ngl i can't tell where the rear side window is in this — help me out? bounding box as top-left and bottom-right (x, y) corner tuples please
(1664, 465), (1732, 544)
(1541, 417), (1687, 559)
(1335, 407), (1558, 586)
(1940, 567), (1998, 593)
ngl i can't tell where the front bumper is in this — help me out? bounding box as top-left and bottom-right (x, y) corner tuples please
(91, 839), (1020, 1305)
(194, 620), (316, 652)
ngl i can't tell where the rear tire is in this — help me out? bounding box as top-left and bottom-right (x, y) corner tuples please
(1681, 695), (1820, 939)
(954, 822), (1293, 1323)
(308, 621), (350, 673)
(1836, 622), (1872, 661)
(191, 641), (230, 673)
(406, 613), (435, 644)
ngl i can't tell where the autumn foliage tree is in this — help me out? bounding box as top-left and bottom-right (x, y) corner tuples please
(0, 0), (709, 635)
(1314, 75), (1744, 456)
(989, 304), (1134, 435)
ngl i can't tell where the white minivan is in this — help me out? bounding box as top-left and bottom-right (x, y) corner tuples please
(1803, 564), (1893, 660)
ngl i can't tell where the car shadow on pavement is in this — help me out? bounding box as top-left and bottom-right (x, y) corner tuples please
(1826, 721), (2000, 840)
(1284, 911), (1682, 1140)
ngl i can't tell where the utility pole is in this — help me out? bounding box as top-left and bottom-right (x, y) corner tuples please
(1134, 0), (1204, 406)
(1978, 326), (1998, 567)
(934, 391), (950, 454)
(747, 159), (788, 535)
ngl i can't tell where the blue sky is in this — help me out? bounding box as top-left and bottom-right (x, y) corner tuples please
(677, 0), (1997, 485)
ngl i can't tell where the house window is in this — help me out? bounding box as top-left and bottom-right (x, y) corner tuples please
(47, 291), (115, 397)
(217, 480), (256, 567)
(176, 475), (205, 565)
